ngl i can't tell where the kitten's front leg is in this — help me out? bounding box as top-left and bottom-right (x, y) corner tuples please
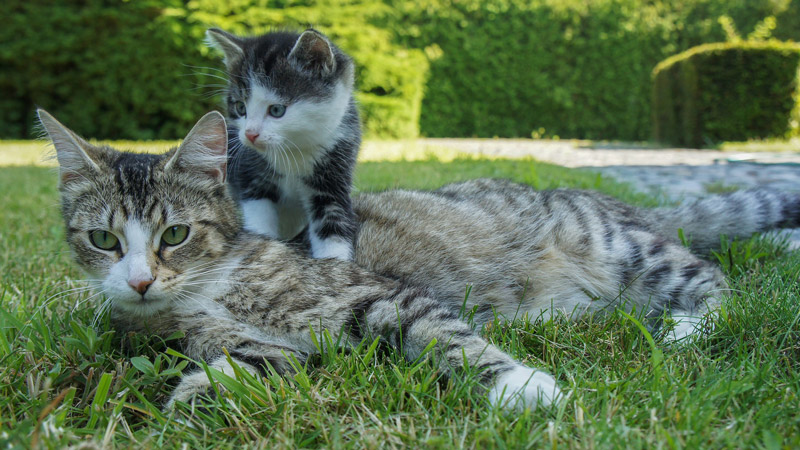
(240, 197), (281, 238)
(305, 192), (357, 261)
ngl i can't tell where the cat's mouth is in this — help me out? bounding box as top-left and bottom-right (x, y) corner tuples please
(114, 292), (170, 318)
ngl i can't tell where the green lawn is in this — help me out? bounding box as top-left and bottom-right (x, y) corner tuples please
(1, 140), (799, 448)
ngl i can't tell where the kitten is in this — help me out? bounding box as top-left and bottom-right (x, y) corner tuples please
(40, 109), (560, 411)
(206, 27), (360, 261)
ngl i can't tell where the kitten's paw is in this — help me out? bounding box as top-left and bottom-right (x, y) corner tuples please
(310, 238), (353, 260)
(488, 366), (563, 411)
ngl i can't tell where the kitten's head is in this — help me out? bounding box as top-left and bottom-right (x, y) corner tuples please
(206, 28), (356, 157)
(39, 110), (242, 317)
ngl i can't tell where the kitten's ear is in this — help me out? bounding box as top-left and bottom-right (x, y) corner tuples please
(37, 109), (102, 184)
(206, 28), (245, 71)
(288, 29), (336, 76)
(166, 111), (228, 183)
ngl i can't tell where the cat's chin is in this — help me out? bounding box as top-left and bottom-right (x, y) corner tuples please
(113, 295), (172, 318)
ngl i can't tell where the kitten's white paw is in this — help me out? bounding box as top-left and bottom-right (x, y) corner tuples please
(310, 237), (353, 260)
(488, 366), (562, 411)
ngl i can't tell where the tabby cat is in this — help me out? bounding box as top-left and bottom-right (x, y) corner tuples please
(206, 27), (360, 261)
(42, 109), (800, 409)
(40, 109), (559, 411)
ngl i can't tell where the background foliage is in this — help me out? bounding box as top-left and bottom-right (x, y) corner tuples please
(388, 0), (800, 140)
(2, 0), (800, 140)
(653, 41), (800, 147)
(0, 0), (427, 140)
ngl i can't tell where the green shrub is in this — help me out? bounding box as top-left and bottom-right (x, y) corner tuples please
(652, 41), (800, 147)
(0, 0), (426, 139)
(387, 0), (800, 140)
(0, 0), (210, 140)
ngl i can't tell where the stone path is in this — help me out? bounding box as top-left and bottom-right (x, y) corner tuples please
(425, 138), (800, 200)
(427, 138), (800, 246)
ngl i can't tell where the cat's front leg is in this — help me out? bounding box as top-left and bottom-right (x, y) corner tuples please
(240, 197), (281, 238)
(356, 286), (564, 410)
(304, 192), (357, 261)
(167, 318), (307, 408)
(166, 355), (257, 409)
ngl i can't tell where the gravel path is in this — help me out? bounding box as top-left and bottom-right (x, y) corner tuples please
(427, 138), (800, 246)
(426, 138), (800, 199)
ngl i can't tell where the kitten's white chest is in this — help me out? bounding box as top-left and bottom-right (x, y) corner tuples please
(241, 178), (309, 240)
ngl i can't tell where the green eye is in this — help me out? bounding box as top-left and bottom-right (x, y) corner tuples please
(233, 100), (246, 116)
(161, 225), (189, 246)
(89, 230), (119, 250)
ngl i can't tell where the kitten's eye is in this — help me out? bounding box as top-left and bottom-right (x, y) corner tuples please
(268, 104), (286, 118)
(161, 225), (189, 246)
(233, 100), (246, 116)
(89, 230), (119, 251)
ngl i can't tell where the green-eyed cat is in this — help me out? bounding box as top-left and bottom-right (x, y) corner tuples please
(41, 109), (800, 410)
(40, 109), (560, 411)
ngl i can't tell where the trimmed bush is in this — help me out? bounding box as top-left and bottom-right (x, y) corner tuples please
(653, 41), (800, 147)
(387, 0), (800, 140)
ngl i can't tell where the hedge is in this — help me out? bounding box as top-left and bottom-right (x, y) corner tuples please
(0, 0), (427, 139)
(3, 0), (800, 141)
(652, 41), (800, 147)
(387, 0), (800, 140)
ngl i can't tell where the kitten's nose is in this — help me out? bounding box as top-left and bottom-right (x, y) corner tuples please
(245, 131), (259, 143)
(129, 277), (154, 295)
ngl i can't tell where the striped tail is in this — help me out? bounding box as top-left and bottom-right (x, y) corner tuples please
(648, 188), (800, 254)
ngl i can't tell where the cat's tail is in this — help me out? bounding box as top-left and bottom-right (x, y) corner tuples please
(648, 188), (800, 254)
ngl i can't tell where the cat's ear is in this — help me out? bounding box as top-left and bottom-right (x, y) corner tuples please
(166, 111), (228, 183)
(288, 29), (336, 76)
(37, 109), (102, 184)
(206, 28), (245, 71)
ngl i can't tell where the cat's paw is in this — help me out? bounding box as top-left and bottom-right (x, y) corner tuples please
(165, 357), (257, 410)
(488, 365), (563, 411)
(165, 370), (219, 409)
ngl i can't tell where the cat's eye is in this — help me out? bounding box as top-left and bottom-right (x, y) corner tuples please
(89, 230), (119, 251)
(161, 225), (189, 246)
(268, 104), (286, 118)
(233, 100), (246, 116)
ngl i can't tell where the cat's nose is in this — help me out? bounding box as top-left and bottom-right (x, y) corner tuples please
(129, 277), (154, 295)
(245, 131), (259, 143)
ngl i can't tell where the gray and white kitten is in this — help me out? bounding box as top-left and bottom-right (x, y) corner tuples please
(40, 110), (560, 411)
(206, 28), (360, 261)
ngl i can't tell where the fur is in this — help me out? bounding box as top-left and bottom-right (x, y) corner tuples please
(41, 110), (561, 411)
(206, 28), (361, 261)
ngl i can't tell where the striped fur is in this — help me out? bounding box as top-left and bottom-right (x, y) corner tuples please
(43, 110), (800, 411)
(354, 179), (800, 339)
(42, 110), (560, 412)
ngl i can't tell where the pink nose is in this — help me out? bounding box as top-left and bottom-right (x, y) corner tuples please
(129, 278), (154, 295)
(245, 131), (259, 143)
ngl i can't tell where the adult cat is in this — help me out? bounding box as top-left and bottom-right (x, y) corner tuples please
(41, 110), (800, 408)
(40, 109), (559, 411)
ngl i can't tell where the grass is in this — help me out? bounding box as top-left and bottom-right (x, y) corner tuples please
(1, 139), (799, 448)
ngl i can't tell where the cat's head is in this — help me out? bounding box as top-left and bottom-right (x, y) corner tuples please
(206, 28), (355, 157)
(39, 109), (242, 317)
